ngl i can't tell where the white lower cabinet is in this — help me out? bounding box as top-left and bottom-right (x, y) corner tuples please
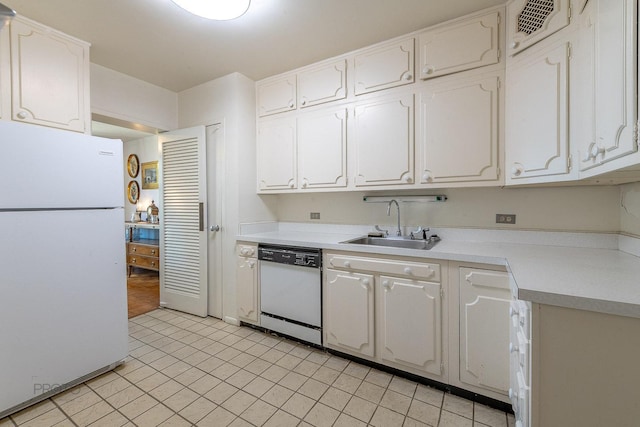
(236, 243), (259, 325)
(324, 269), (375, 357)
(457, 267), (511, 400)
(378, 275), (443, 376)
(324, 252), (446, 382)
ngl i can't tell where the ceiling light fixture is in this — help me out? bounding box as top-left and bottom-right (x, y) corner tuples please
(170, 0), (251, 20)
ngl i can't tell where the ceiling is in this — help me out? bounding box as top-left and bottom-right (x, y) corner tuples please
(3, 0), (505, 93)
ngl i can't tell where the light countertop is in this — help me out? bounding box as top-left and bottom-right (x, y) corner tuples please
(237, 226), (640, 319)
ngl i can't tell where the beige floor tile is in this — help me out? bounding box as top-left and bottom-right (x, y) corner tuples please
(0, 418), (13, 427)
(147, 380), (184, 402)
(259, 336), (281, 348)
(388, 376), (418, 398)
(178, 397), (217, 424)
(262, 409), (299, 427)
(59, 390), (103, 416)
(210, 362), (241, 380)
(443, 394), (473, 419)
(273, 340), (295, 353)
(306, 350), (330, 365)
(239, 399), (277, 426)
(19, 407), (67, 427)
(474, 404), (507, 427)
(92, 376), (132, 399)
(279, 371), (307, 391)
(245, 343), (271, 358)
(229, 352), (257, 368)
(119, 394), (159, 419)
(404, 417), (430, 427)
(221, 390), (257, 416)
(133, 404), (174, 427)
(319, 387), (351, 411)
(135, 372), (171, 393)
(232, 338), (256, 352)
(260, 384), (295, 408)
(162, 361), (192, 378)
(86, 371), (121, 390)
(158, 414), (192, 427)
(298, 378), (330, 400)
(275, 354), (303, 370)
(190, 337), (215, 351)
(187, 374), (221, 395)
(323, 356), (349, 372)
(181, 350), (209, 366)
(333, 412), (367, 427)
(114, 358), (145, 376)
(289, 345), (312, 359)
(260, 364), (289, 383)
(343, 362), (370, 380)
(220, 334), (244, 346)
(282, 393), (315, 419)
(51, 385), (92, 406)
(407, 399), (440, 427)
(311, 366), (341, 385)
(354, 381), (385, 404)
(216, 347), (243, 362)
(333, 373), (362, 394)
(293, 360), (321, 377)
(440, 410), (473, 427)
(242, 376), (275, 398)
(258, 348), (286, 363)
(380, 389), (412, 415)
(106, 385), (145, 409)
(203, 381), (239, 405)
(364, 369), (393, 388)
(225, 370), (256, 389)
(414, 384), (444, 408)
(174, 367), (206, 386)
(70, 401), (114, 427)
(244, 358), (272, 375)
(137, 349), (167, 364)
(369, 406), (406, 427)
(304, 402), (340, 427)
(343, 395), (377, 423)
(163, 387), (200, 412)
(87, 410), (129, 427)
(196, 356), (225, 373)
(196, 406), (236, 427)
(122, 365), (157, 384)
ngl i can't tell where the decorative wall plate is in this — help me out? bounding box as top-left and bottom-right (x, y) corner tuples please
(127, 154), (139, 178)
(127, 180), (140, 204)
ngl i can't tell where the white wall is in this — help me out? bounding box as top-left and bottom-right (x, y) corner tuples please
(122, 135), (160, 221)
(275, 186), (621, 233)
(178, 72), (277, 322)
(91, 64), (178, 131)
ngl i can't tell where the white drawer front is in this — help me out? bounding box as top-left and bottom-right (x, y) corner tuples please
(327, 254), (440, 282)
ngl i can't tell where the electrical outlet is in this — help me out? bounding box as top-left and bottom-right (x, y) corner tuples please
(310, 212), (321, 220)
(496, 214), (516, 224)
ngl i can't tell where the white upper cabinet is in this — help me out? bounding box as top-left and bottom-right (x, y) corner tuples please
(578, 0), (637, 173)
(298, 106), (347, 189)
(0, 24), (9, 120)
(9, 16), (89, 133)
(353, 93), (414, 187)
(298, 59), (347, 108)
(505, 40), (571, 182)
(418, 72), (501, 184)
(353, 37), (414, 95)
(257, 117), (296, 191)
(418, 10), (501, 80)
(506, 0), (571, 56)
(257, 74), (297, 117)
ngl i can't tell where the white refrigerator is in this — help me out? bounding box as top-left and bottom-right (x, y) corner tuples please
(0, 121), (129, 417)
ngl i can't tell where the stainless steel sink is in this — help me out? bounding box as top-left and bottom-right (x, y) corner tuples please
(341, 235), (441, 250)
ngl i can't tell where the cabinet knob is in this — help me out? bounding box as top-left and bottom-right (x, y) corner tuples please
(151, 261), (156, 266)
(423, 66), (435, 75)
(404, 73), (413, 81)
(289, 181), (295, 188)
(422, 172), (432, 182)
(151, 249), (156, 254)
(509, 343), (519, 353)
(362, 278), (370, 286)
(133, 247), (137, 252)
(248, 260), (256, 268)
(403, 176), (413, 183)
(132, 258), (136, 263)
(590, 144), (605, 159)
(510, 41), (519, 49)
(382, 280), (391, 289)
(289, 101), (295, 108)
(301, 99), (307, 106)
(17, 111), (27, 119)
(302, 180), (308, 188)
(509, 306), (518, 317)
(511, 164), (524, 177)
(403, 267), (412, 275)
(508, 388), (517, 400)
(344, 261), (351, 268)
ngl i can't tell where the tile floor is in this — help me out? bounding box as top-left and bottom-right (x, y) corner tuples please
(1, 309), (515, 427)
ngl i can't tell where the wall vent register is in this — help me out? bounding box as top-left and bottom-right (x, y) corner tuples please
(517, 0), (555, 35)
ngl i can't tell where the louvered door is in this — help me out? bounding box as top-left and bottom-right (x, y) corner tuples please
(159, 126), (208, 317)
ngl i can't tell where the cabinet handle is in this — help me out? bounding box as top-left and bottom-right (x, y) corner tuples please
(17, 111), (27, 119)
(133, 247), (137, 252)
(151, 250), (156, 254)
(132, 258), (136, 263)
(403, 267), (413, 275)
(590, 144), (605, 159)
(248, 260), (256, 268)
(510, 41), (519, 49)
(151, 261), (156, 266)
(511, 164), (524, 177)
(344, 261), (351, 268)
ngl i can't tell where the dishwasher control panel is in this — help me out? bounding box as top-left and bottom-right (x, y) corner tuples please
(258, 245), (321, 268)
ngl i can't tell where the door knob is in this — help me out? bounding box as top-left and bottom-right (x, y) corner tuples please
(210, 225), (220, 232)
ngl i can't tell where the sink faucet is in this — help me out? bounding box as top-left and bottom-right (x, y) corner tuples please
(387, 199), (401, 236)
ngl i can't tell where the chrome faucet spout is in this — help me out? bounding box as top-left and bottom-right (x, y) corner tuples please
(387, 199), (401, 236)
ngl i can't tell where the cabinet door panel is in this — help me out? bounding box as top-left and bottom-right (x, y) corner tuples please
(10, 18), (87, 132)
(298, 59), (347, 108)
(257, 75), (296, 117)
(419, 74), (500, 184)
(236, 256), (258, 323)
(324, 269), (374, 357)
(298, 107), (347, 189)
(0, 24), (8, 120)
(257, 117), (296, 191)
(506, 42), (569, 181)
(459, 268), (510, 394)
(354, 38), (414, 95)
(354, 94), (414, 186)
(507, 0), (571, 56)
(379, 276), (442, 376)
(419, 11), (500, 80)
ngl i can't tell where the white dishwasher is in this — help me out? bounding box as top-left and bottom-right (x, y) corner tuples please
(258, 244), (322, 346)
